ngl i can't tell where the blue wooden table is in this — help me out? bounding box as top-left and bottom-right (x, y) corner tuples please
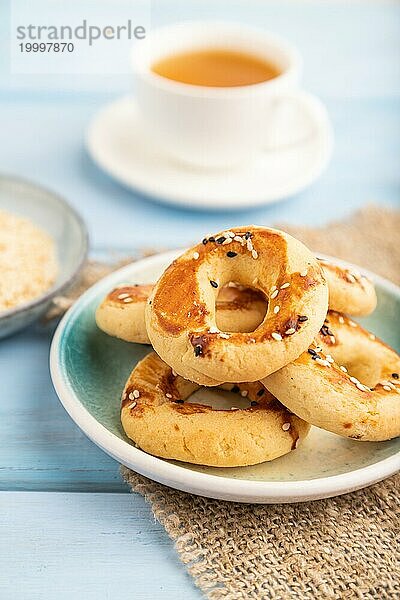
(1, 1), (399, 598)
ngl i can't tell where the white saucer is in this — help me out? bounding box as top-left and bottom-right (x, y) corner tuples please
(86, 96), (333, 210)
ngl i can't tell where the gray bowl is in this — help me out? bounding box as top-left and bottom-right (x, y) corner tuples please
(0, 175), (88, 339)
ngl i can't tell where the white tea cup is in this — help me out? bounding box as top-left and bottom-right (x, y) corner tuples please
(132, 22), (328, 168)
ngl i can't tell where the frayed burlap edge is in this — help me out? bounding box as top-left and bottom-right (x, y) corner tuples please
(279, 204), (400, 286)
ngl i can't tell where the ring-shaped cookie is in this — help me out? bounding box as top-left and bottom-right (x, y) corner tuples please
(121, 352), (310, 467)
(96, 284), (154, 344)
(96, 260), (376, 344)
(96, 283), (267, 343)
(145, 226), (328, 385)
(263, 311), (400, 441)
(319, 258), (377, 316)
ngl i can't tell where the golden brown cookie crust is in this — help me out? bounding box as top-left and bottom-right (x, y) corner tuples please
(96, 260), (376, 345)
(263, 311), (400, 441)
(96, 283), (266, 344)
(146, 226), (328, 385)
(121, 352), (310, 467)
(320, 259), (377, 316)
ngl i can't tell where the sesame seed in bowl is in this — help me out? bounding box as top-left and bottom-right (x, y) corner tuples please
(0, 210), (58, 313)
(0, 175), (88, 339)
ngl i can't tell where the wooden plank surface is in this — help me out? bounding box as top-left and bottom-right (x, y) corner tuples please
(0, 492), (201, 600)
(0, 323), (126, 492)
(0, 1), (399, 598)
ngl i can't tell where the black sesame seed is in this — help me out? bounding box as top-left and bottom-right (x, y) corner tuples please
(308, 348), (317, 356)
(148, 300), (152, 305)
(216, 236), (226, 244)
(251, 401), (259, 406)
(194, 345), (203, 357)
(209, 236), (215, 242)
(244, 232), (252, 240)
(298, 315), (308, 322)
(320, 325), (333, 336)
(257, 388), (265, 397)
(202, 238), (208, 245)
(175, 399), (184, 404)
(392, 373), (399, 379)
(227, 251), (237, 258)
(210, 280), (218, 288)
(231, 385), (240, 394)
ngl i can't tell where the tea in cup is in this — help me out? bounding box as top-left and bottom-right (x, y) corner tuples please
(132, 22), (326, 168)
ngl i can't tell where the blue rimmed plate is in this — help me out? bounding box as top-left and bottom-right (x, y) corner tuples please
(50, 250), (400, 503)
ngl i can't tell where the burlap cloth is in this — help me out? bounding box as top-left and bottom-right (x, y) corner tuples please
(52, 205), (400, 599)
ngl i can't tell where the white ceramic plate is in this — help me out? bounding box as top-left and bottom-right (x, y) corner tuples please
(86, 97), (333, 210)
(50, 250), (400, 503)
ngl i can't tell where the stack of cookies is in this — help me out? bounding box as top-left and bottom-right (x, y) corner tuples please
(96, 226), (400, 467)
